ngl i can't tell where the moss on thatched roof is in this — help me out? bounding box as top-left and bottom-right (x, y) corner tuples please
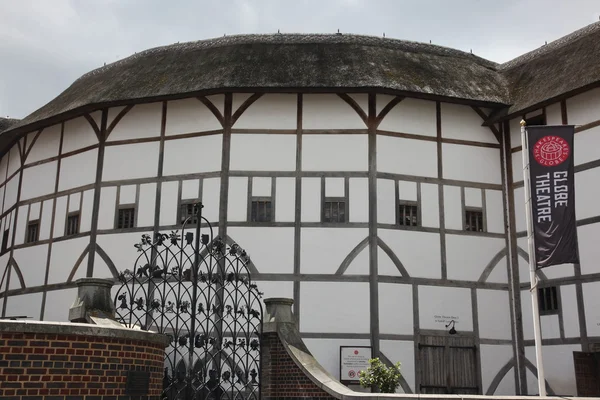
(2, 22), (600, 154)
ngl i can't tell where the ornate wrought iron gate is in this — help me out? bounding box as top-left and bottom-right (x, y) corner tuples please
(114, 203), (263, 400)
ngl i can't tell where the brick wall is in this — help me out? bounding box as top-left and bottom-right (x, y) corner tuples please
(0, 322), (167, 400)
(262, 331), (336, 400)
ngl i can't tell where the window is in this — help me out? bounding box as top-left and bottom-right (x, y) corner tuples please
(250, 200), (272, 222)
(398, 202), (418, 227)
(538, 286), (560, 315)
(323, 199), (346, 223)
(525, 114), (546, 126)
(117, 207), (135, 229)
(180, 202), (199, 225)
(26, 220), (39, 243)
(66, 213), (80, 236)
(1, 230), (9, 253)
(464, 209), (484, 232)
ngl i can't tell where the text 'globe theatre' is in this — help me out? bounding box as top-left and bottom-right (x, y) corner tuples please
(2, 22), (600, 396)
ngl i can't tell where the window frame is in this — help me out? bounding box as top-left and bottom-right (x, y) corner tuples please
(179, 200), (200, 226)
(1, 229), (9, 254)
(26, 220), (40, 244)
(525, 113), (546, 127)
(397, 201), (419, 227)
(65, 212), (80, 236)
(538, 286), (561, 316)
(322, 197), (347, 224)
(116, 206), (136, 230)
(249, 197), (273, 223)
(464, 207), (485, 233)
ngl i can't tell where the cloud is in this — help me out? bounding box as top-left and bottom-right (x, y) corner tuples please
(1, 0), (599, 118)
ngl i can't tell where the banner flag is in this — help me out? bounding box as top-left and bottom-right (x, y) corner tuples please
(527, 125), (579, 268)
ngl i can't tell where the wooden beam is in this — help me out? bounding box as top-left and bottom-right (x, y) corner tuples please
(105, 105), (134, 139)
(83, 113), (101, 141)
(472, 106), (501, 143)
(374, 96), (405, 128)
(337, 93), (368, 126)
(231, 93), (263, 126)
(198, 97), (225, 127)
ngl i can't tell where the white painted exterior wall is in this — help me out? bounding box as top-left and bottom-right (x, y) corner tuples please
(503, 87), (600, 395)
(0, 89), (598, 397)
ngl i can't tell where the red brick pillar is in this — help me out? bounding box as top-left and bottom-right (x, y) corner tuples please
(261, 298), (338, 400)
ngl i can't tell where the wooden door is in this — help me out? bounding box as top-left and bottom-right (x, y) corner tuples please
(419, 335), (479, 394)
(573, 352), (600, 396)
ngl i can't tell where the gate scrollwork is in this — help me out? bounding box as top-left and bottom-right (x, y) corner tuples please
(114, 203), (263, 400)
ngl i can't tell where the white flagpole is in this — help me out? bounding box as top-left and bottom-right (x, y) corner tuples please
(520, 119), (546, 396)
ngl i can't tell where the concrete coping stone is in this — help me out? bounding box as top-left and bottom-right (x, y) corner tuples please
(0, 319), (169, 347)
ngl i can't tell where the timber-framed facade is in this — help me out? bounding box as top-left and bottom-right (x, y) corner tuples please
(2, 22), (600, 396)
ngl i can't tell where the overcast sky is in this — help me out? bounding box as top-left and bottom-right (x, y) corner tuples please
(1, 0), (598, 119)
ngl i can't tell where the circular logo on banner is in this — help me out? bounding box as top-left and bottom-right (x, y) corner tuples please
(348, 370), (356, 378)
(354, 350), (359, 355)
(533, 135), (570, 166)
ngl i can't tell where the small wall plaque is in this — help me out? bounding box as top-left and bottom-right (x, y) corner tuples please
(125, 370), (151, 396)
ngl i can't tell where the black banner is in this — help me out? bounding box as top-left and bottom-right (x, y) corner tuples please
(527, 125), (579, 268)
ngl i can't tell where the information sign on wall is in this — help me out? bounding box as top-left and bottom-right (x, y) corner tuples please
(339, 346), (372, 384)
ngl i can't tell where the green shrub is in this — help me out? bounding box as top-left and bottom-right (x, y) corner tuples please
(358, 358), (401, 393)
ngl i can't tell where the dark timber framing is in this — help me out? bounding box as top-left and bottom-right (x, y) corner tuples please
(502, 121), (527, 393)
(436, 102), (448, 280)
(85, 110), (108, 278)
(3, 89), (600, 398)
(293, 93), (302, 323)
(367, 93), (380, 358)
(39, 122), (64, 320)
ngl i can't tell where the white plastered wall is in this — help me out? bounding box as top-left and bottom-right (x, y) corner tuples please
(234, 94), (297, 130)
(441, 103), (497, 143)
(525, 345), (579, 395)
(47, 236), (90, 284)
(419, 285), (473, 331)
(228, 227), (294, 274)
(477, 289), (512, 340)
(446, 235), (505, 281)
(58, 149), (98, 191)
(165, 98), (222, 135)
(377, 229), (440, 279)
(303, 94), (365, 130)
(163, 134), (222, 176)
(380, 340), (415, 393)
(21, 162), (57, 200)
(25, 124), (61, 165)
(300, 282), (370, 333)
(62, 114), (99, 153)
(231, 134), (296, 171)
(300, 228), (368, 274)
(377, 135), (437, 177)
(443, 144), (501, 184)
(12, 244), (49, 288)
(378, 283), (413, 335)
(107, 103), (162, 141)
(103, 142), (159, 181)
(304, 338), (371, 381)
(275, 177), (295, 222)
(377, 95), (436, 137)
(302, 134), (367, 171)
(480, 344), (515, 395)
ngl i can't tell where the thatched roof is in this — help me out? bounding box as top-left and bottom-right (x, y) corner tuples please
(498, 20), (600, 119)
(3, 34), (507, 136)
(2, 22), (600, 154)
(0, 118), (20, 133)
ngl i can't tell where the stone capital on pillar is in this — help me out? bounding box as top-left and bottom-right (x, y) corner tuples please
(69, 278), (116, 323)
(264, 297), (294, 324)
